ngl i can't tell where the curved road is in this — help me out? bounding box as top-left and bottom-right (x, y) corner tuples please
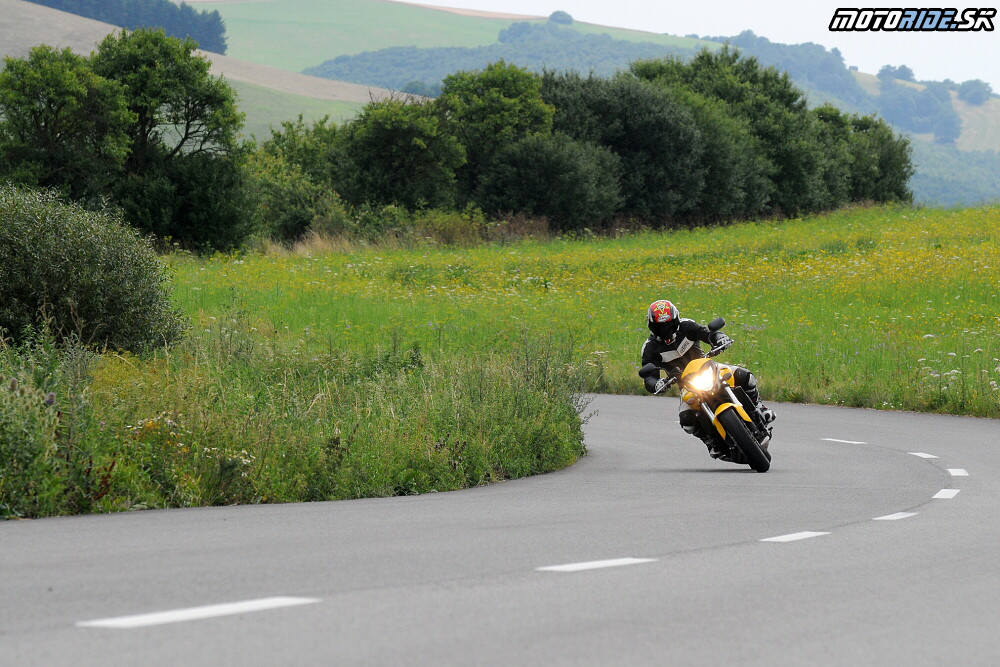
(3, 396), (999, 665)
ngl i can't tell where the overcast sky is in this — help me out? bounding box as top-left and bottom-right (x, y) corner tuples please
(421, 0), (999, 89)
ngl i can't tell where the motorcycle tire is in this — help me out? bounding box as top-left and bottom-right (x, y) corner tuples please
(717, 407), (770, 473)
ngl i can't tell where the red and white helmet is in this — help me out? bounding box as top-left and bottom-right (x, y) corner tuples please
(647, 299), (680, 340)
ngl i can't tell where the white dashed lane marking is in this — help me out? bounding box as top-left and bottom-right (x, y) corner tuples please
(760, 531), (830, 543)
(948, 469), (969, 476)
(910, 452), (939, 459)
(933, 489), (961, 499)
(536, 558), (658, 572)
(873, 512), (918, 521)
(77, 597), (320, 629)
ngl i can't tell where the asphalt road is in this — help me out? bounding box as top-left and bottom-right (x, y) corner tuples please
(2, 395), (999, 666)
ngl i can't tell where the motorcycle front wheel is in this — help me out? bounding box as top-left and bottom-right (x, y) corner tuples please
(717, 407), (770, 473)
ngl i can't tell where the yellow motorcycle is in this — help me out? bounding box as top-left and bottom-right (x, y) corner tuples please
(644, 317), (772, 473)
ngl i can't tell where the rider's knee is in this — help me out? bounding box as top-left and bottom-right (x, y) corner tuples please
(733, 367), (756, 389)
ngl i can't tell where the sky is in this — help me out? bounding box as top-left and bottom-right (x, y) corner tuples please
(420, 0), (1000, 90)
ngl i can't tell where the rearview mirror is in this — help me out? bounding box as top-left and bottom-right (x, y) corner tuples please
(708, 317), (726, 332)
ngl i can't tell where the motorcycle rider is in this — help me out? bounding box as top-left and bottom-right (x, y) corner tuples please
(638, 299), (775, 461)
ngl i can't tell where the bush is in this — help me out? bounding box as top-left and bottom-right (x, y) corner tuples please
(0, 185), (186, 352)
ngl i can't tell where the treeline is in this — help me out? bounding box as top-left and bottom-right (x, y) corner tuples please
(274, 49), (912, 240)
(305, 20), (699, 97)
(25, 0), (227, 54)
(305, 20), (992, 153)
(0, 33), (913, 250)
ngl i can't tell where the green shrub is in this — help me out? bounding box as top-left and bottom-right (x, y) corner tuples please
(0, 185), (186, 352)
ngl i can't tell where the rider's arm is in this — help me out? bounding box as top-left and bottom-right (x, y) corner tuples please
(680, 319), (713, 345)
(639, 338), (661, 393)
(639, 338), (671, 394)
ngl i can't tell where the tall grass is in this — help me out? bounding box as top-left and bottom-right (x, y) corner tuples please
(1, 315), (590, 517)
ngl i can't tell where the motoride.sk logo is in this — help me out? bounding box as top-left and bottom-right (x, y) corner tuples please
(830, 7), (996, 31)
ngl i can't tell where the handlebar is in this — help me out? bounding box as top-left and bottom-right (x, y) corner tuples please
(706, 342), (732, 358)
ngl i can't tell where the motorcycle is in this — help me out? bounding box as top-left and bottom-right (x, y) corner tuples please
(641, 317), (773, 473)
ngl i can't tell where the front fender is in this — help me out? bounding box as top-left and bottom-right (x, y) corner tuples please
(712, 402), (752, 439)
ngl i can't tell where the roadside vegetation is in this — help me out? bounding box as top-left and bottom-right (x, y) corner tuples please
(3, 203), (997, 518)
(2, 29), (994, 519)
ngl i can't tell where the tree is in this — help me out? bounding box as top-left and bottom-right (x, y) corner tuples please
(90, 28), (249, 249)
(0, 184), (186, 353)
(878, 64), (915, 81)
(91, 29), (242, 174)
(438, 61), (554, 201)
(877, 79), (962, 145)
(479, 132), (620, 230)
(810, 104), (854, 209)
(957, 79), (992, 105)
(666, 85), (773, 220)
(632, 48), (832, 215)
(262, 114), (342, 186)
(541, 71), (705, 222)
(339, 98), (465, 210)
(847, 115), (913, 203)
(0, 46), (134, 201)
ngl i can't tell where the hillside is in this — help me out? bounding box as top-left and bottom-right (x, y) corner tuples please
(0, 0), (386, 134)
(192, 0), (716, 72)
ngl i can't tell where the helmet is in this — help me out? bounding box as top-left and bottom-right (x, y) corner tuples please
(647, 299), (680, 340)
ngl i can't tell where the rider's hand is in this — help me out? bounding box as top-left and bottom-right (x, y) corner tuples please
(711, 332), (733, 348)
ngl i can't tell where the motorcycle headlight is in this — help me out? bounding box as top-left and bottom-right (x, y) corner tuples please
(688, 367), (717, 392)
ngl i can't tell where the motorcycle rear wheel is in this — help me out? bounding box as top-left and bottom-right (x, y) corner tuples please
(718, 407), (770, 473)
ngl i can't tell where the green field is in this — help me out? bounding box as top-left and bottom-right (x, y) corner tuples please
(229, 80), (365, 140)
(198, 0), (712, 72)
(170, 205), (1000, 418)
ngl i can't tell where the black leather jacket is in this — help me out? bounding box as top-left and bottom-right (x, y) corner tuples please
(638, 318), (715, 393)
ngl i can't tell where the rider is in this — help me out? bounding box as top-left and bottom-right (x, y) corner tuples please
(638, 299), (775, 461)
